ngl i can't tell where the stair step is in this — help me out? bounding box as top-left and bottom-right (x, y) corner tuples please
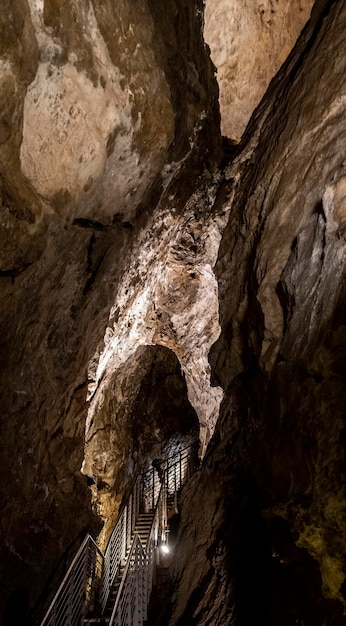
(136, 523), (152, 528)
(134, 512), (154, 546)
(40, 445), (199, 626)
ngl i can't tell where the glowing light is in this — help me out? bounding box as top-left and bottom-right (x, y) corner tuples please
(160, 544), (170, 554)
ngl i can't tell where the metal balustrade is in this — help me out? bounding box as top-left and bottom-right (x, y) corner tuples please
(165, 445), (197, 496)
(40, 535), (104, 626)
(108, 481), (168, 626)
(40, 442), (199, 626)
(109, 534), (146, 626)
(99, 462), (162, 614)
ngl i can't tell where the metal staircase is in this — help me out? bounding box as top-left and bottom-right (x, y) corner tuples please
(40, 443), (199, 626)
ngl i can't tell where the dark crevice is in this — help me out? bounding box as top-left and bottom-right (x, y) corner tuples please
(86, 233), (96, 274)
(73, 217), (109, 230)
(112, 213), (133, 229)
(73, 216), (134, 230)
(63, 380), (91, 418)
(83, 233), (106, 295)
(83, 255), (105, 294)
(0, 262), (33, 283)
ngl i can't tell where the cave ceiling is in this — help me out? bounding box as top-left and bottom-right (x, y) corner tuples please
(1, 0), (346, 624)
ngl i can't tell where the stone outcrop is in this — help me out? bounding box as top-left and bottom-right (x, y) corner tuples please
(167, 1), (346, 624)
(204, 0), (314, 140)
(0, 0), (219, 620)
(1, 0), (345, 624)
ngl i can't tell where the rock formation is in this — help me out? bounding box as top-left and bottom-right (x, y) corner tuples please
(204, 0), (314, 139)
(167, 1), (346, 624)
(0, 0), (345, 624)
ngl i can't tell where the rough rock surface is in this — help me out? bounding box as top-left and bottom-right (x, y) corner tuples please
(1, 0), (346, 624)
(84, 344), (200, 548)
(83, 174), (228, 545)
(167, 1), (346, 624)
(21, 0), (175, 220)
(204, 0), (314, 140)
(0, 0), (220, 621)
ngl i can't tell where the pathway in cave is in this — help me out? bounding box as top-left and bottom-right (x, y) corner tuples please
(41, 443), (199, 626)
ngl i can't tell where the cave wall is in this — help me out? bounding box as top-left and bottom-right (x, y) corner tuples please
(204, 0), (314, 140)
(0, 0), (219, 621)
(168, 1), (346, 624)
(84, 344), (199, 549)
(1, 0), (345, 624)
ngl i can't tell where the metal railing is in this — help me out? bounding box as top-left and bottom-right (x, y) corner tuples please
(109, 534), (147, 626)
(106, 445), (199, 626)
(40, 442), (199, 626)
(108, 481), (167, 626)
(99, 464), (162, 613)
(40, 535), (104, 626)
(165, 444), (198, 499)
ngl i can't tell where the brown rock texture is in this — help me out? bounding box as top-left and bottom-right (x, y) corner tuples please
(204, 0), (314, 140)
(168, 1), (346, 624)
(0, 0), (220, 621)
(21, 0), (174, 220)
(1, 0), (346, 624)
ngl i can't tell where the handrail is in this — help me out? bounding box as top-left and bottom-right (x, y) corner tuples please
(99, 463), (161, 613)
(146, 482), (164, 553)
(109, 451), (196, 626)
(145, 483), (165, 599)
(40, 442), (199, 626)
(100, 498), (130, 612)
(108, 533), (145, 626)
(40, 534), (104, 626)
(102, 446), (197, 626)
(108, 484), (164, 626)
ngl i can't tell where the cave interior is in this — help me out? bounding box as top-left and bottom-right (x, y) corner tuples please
(0, 0), (346, 625)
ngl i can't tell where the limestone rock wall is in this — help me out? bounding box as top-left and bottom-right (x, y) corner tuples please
(1, 0), (346, 624)
(83, 344), (200, 549)
(20, 0), (175, 220)
(204, 0), (314, 140)
(168, 1), (346, 624)
(84, 166), (227, 512)
(0, 0), (220, 621)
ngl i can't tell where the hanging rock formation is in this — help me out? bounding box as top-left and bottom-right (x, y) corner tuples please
(1, 0), (345, 625)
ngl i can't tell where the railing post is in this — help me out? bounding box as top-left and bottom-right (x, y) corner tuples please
(128, 494), (133, 550)
(143, 549), (148, 620)
(136, 475), (140, 519)
(66, 576), (73, 626)
(127, 558), (133, 625)
(122, 506), (127, 563)
(134, 545), (139, 626)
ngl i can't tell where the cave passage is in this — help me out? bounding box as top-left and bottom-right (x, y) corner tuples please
(1, 1), (346, 625)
